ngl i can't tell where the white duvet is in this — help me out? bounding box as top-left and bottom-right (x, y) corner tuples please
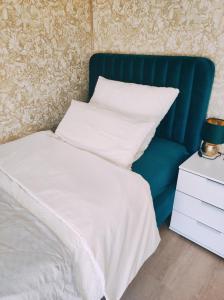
(0, 187), (81, 300)
(0, 131), (160, 300)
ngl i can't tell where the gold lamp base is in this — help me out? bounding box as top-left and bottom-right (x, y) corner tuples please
(201, 142), (220, 158)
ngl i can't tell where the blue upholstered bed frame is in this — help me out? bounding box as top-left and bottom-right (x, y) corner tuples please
(88, 53), (215, 226)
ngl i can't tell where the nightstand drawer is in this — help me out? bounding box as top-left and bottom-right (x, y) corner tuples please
(177, 169), (224, 210)
(173, 191), (224, 233)
(170, 211), (224, 257)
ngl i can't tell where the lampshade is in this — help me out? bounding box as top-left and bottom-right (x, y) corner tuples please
(202, 118), (224, 144)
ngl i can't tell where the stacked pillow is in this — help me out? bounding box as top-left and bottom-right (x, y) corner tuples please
(56, 76), (179, 168)
(91, 76), (179, 120)
(91, 76), (179, 159)
(56, 101), (155, 168)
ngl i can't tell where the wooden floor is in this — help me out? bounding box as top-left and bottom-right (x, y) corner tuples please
(121, 225), (224, 300)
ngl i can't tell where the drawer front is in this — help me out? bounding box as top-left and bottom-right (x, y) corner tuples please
(177, 169), (224, 210)
(173, 191), (224, 233)
(170, 211), (224, 257)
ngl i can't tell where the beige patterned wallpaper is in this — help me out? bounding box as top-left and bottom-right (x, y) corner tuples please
(0, 0), (92, 143)
(92, 0), (224, 119)
(1, 0), (224, 143)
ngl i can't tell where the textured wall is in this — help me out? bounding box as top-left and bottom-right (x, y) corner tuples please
(92, 0), (224, 119)
(1, 0), (224, 143)
(0, 0), (91, 143)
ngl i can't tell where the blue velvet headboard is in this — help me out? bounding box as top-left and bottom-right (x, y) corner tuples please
(89, 53), (215, 154)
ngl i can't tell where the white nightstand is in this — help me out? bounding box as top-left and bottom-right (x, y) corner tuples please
(170, 152), (224, 258)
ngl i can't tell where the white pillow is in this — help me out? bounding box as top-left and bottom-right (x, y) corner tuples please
(90, 76), (179, 120)
(55, 101), (156, 168)
(90, 76), (179, 159)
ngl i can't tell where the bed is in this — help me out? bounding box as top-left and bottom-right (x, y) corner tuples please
(0, 130), (160, 300)
(89, 53), (215, 225)
(0, 54), (215, 300)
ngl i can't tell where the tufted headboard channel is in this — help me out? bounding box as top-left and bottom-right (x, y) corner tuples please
(88, 53), (215, 154)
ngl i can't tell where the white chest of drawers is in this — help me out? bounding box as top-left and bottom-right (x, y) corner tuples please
(170, 153), (224, 258)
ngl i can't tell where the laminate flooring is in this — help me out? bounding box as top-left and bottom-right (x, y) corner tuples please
(121, 225), (224, 300)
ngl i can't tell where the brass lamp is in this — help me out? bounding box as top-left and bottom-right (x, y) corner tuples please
(201, 118), (224, 158)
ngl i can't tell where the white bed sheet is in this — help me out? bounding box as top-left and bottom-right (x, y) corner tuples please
(0, 131), (160, 300)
